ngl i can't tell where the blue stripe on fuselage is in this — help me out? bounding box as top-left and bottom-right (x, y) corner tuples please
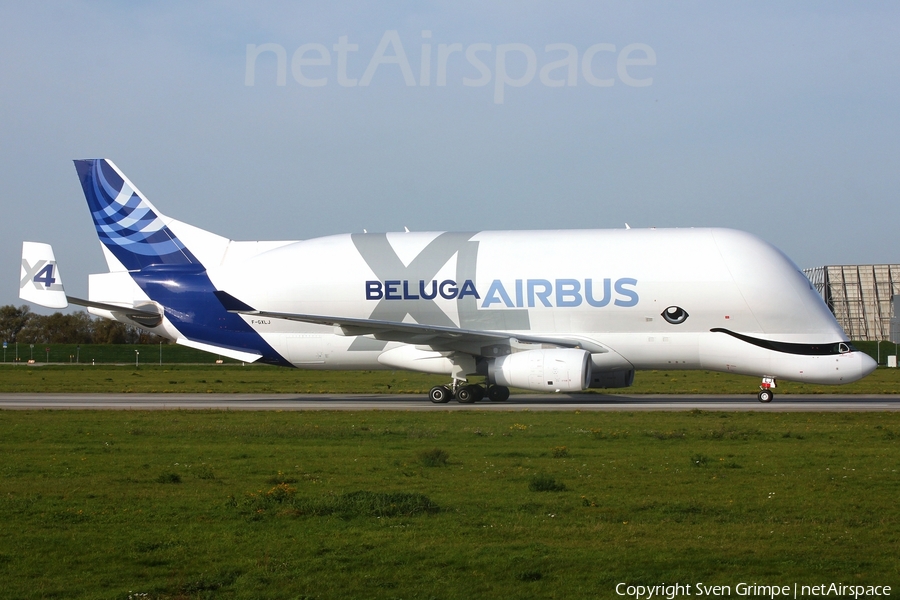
(130, 265), (291, 366)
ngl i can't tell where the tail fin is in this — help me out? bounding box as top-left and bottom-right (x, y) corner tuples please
(74, 159), (201, 271)
(20, 242), (68, 309)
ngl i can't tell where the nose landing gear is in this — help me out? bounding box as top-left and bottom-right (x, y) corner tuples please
(757, 377), (775, 403)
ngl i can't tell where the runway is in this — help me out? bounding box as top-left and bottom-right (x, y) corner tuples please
(0, 393), (898, 411)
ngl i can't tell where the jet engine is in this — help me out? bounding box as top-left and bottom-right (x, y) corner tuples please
(488, 348), (592, 392)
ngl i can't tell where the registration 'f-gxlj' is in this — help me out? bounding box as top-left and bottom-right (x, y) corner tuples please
(20, 159), (876, 402)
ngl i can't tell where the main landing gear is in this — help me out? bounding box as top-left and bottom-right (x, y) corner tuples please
(428, 381), (510, 403)
(757, 377), (775, 403)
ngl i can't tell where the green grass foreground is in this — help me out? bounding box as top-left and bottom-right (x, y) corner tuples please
(2, 363), (900, 394)
(0, 411), (898, 599)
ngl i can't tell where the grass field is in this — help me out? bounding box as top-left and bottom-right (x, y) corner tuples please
(0, 410), (897, 599)
(2, 363), (900, 395)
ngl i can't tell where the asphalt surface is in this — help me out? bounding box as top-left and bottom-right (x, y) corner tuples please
(0, 393), (898, 411)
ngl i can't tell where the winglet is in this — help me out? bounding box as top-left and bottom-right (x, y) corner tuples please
(20, 242), (68, 309)
(214, 290), (257, 313)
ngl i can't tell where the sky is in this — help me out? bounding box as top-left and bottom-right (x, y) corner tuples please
(2, 1), (899, 311)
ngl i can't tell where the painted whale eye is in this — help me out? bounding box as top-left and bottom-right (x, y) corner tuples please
(662, 306), (689, 325)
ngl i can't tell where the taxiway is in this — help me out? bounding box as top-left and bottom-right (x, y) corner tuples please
(0, 393), (897, 411)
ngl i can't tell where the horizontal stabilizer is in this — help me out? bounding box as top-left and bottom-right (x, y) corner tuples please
(67, 296), (163, 328)
(21, 242), (163, 326)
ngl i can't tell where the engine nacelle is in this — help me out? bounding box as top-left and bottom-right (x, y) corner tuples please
(488, 348), (592, 392)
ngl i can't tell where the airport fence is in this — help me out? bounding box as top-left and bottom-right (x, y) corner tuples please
(0, 343), (241, 365)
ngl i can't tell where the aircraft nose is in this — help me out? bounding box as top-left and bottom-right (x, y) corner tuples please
(858, 351), (878, 378)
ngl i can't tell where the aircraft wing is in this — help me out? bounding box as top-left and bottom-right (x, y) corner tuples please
(214, 290), (595, 353)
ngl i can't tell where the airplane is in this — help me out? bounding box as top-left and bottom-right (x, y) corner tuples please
(20, 158), (876, 403)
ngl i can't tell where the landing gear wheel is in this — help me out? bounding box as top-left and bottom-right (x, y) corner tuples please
(487, 385), (510, 402)
(456, 385), (477, 404)
(757, 389), (774, 403)
(429, 385), (452, 403)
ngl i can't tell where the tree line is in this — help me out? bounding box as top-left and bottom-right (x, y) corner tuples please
(0, 305), (167, 345)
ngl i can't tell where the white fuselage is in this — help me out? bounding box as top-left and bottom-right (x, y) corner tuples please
(188, 227), (872, 385)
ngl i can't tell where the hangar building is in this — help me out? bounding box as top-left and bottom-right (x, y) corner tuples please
(803, 265), (900, 342)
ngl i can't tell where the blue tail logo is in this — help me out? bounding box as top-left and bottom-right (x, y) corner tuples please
(74, 159), (198, 270)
